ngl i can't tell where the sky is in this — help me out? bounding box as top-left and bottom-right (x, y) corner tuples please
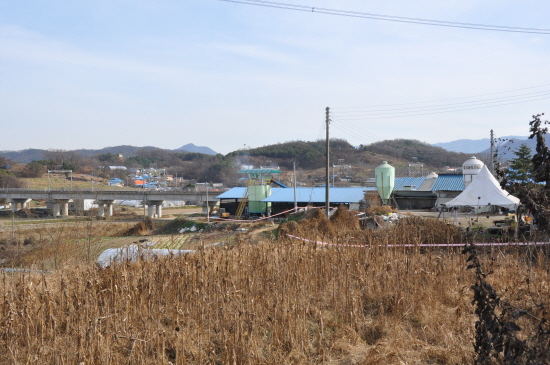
(2, 0), (550, 155)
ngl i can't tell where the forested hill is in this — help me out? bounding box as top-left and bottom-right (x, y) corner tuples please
(1, 145), (201, 163)
(228, 139), (355, 170)
(361, 139), (472, 167)
(228, 138), (472, 170)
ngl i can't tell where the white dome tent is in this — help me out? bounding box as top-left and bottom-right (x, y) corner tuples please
(444, 165), (520, 211)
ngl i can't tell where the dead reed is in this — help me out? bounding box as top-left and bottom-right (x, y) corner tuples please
(279, 208), (463, 247)
(0, 209), (548, 364)
(1, 242), (475, 364)
(0, 219), (132, 270)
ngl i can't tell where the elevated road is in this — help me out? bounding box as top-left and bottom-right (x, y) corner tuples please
(0, 188), (223, 218)
(0, 188), (218, 202)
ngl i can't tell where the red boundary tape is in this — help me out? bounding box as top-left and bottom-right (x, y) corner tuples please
(286, 234), (550, 248)
(209, 206), (331, 223)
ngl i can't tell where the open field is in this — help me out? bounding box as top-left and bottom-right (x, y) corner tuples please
(0, 209), (549, 363)
(20, 174), (107, 190)
(0, 206), (203, 231)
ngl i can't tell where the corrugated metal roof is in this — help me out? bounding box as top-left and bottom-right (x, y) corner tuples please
(216, 187), (248, 199)
(430, 175), (464, 191)
(417, 177), (437, 191)
(218, 177), (465, 201)
(262, 187), (375, 204)
(394, 177), (426, 190)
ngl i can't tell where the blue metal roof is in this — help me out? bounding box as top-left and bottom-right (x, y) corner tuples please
(430, 175), (464, 191)
(271, 180), (289, 188)
(262, 187), (375, 204)
(394, 177), (426, 190)
(216, 187), (248, 199)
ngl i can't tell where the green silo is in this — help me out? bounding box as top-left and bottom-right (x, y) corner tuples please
(248, 185), (272, 213)
(237, 168), (281, 216)
(375, 161), (395, 204)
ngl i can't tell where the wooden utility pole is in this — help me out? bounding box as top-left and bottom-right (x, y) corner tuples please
(490, 129), (495, 174)
(293, 161), (297, 212)
(325, 107), (330, 216)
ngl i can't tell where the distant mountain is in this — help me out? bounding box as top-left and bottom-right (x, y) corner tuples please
(0, 144), (216, 163)
(364, 139), (471, 168)
(73, 145), (161, 158)
(0, 146), (162, 163)
(433, 136), (527, 154)
(176, 143), (218, 155)
(0, 149), (45, 163)
(480, 135), (550, 161)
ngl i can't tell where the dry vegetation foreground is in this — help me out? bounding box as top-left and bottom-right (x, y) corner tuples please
(1, 212), (549, 364)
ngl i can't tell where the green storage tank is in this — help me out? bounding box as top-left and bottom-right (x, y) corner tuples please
(248, 185), (272, 213)
(375, 161), (395, 204)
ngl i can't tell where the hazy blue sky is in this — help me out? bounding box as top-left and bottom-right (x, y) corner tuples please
(2, 0), (550, 154)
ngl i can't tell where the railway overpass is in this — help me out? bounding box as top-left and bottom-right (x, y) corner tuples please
(0, 189), (222, 218)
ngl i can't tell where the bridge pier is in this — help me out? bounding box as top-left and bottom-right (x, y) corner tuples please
(145, 200), (164, 218)
(156, 204), (162, 218)
(47, 199), (72, 217)
(0, 190), (218, 219)
(62, 201), (69, 216)
(10, 198), (31, 212)
(95, 200), (115, 217)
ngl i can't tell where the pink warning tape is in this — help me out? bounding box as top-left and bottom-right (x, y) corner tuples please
(209, 206), (330, 223)
(208, 207), (297, 223)
(286, 235), (550, 247)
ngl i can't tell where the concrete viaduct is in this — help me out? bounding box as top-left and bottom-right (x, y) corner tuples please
(0, 189), (221, 218)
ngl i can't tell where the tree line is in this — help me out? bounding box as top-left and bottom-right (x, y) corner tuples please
(0, 138), (481, 188)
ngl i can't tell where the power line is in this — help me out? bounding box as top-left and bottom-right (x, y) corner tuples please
(334, 83), (550, 109)
(331, 123), (375, 144)
(332, 89), (550, 115)
(331, 94), (550, 120)
(331, 118), (382, 141)
(330, 119), (385, 146)
(218, 0), (550, 34)
(331, 93), (550, 118)
(315, 121), (326, 141)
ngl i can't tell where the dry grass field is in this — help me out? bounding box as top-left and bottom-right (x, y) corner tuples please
(0, 209), (549, 364)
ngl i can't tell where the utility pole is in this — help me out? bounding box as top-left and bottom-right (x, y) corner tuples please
(206, 182), (209, 224)
(325, 107), (330, 217)
(11, 211), (15, 240)
(293, 161), (297, 212)
(490, 129), (495, 174)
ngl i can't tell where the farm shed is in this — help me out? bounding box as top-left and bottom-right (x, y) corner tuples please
(216, 187), (281, 215)
(261, 187), (374, 215)
(392, 174), (464, 210)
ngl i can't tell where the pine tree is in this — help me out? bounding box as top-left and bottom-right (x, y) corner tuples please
(505, 143), (533, 186)
(529, 113), (550, 188)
